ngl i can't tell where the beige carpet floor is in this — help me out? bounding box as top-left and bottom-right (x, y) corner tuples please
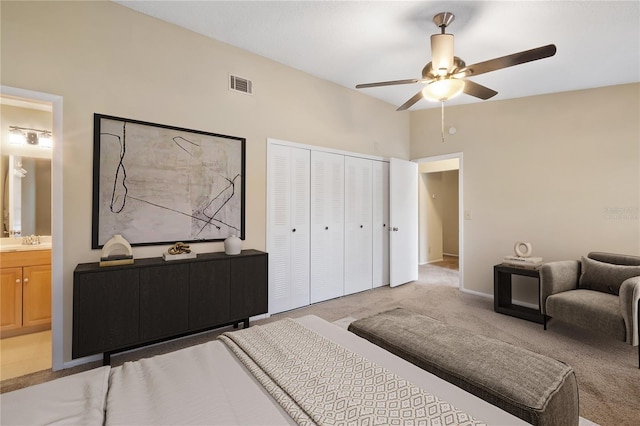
(2, 259), (638, 425)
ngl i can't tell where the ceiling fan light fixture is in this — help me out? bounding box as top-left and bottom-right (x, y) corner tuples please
(430, 33), (454, 76)
(422, 78), (465, 102)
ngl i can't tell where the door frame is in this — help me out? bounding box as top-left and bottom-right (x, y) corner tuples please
(1, 85), (63, 371)
(413, 152), (464, 291)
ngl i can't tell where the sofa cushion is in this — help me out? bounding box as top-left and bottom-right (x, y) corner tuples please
(588, 252), (640, 267)
(348, 308), (579, 426)
(578, 256), (640, 295)
(546, 289), (626, 341)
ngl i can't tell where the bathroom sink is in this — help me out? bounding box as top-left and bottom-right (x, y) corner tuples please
(0, 237), (52, 252)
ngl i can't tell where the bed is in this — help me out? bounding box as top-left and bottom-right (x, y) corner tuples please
(1, 315), (526, 425)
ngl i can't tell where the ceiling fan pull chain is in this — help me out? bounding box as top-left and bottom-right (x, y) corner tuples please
(441, 101), (445, 143)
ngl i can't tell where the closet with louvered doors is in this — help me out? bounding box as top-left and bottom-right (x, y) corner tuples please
(267, 139), (389, 315)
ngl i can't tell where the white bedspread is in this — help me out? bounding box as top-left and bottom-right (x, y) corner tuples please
(0, 366), (110, 426)
(106, 340), (295, 425)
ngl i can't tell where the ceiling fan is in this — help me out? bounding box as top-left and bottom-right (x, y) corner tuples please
(355, 12), (557, 111)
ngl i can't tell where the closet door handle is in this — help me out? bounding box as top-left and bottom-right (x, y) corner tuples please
(325, 226), (329, 230)
(292, 228), (296, 232)
(360, 225), (363, 228)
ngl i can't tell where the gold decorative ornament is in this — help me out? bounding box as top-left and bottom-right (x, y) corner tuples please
(168, 242), (191, 255)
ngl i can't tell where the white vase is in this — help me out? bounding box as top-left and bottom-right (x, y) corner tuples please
(101, 234), (133, 259)
(224, 234), (242, 255)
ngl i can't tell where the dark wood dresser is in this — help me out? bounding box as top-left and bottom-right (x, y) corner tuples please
(73, 249), (267, 364)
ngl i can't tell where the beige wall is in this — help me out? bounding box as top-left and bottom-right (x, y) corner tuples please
(417, 159), (459, 263)
(421, 172), (443, 263)
(1, 1), (409, 365)
(411, 83), (640, 302)
(442, 170), (458, 256)
(419, 170), (459, 264)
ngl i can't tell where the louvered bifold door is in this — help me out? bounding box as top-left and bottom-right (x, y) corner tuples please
(372, 160), (390, 287)
(310, 151), (344, 303)
(267, 144), (310, 314)
(344, 156), (373, 295)
(289, 148), (311, 309)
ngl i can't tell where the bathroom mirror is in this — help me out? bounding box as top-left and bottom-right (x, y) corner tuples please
(1, 154), (51, 237)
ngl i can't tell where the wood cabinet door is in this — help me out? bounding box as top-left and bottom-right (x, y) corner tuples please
(139, 264), (189, 342)
(229, 254), (268, 321)
(189, 260), (230, 330)
(1, 267), (23, 332)
(73, 268), (140, 358)
(22, 264), (52, 327)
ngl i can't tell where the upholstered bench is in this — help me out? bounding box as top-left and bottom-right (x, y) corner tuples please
(348, 308), (579, 426)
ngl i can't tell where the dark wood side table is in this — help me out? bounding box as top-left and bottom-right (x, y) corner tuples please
(494, 264), (545, 324)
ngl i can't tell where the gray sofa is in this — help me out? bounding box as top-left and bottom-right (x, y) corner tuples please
(540, 252), (640, 357)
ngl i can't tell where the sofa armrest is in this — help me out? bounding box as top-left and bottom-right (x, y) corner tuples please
(540, 260), (580, 314)
(619, 276), (640, 346)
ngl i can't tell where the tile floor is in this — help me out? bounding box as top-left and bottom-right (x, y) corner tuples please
(0, 331), (52, 381)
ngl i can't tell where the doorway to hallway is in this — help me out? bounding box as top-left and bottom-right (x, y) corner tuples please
(415, 153), (462, 290)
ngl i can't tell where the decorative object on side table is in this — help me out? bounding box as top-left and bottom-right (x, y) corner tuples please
(224, 234), (242, 255)
(100, 234), (134, 267)
(502, 241), (543, 268)
(163, 242), (197, 261)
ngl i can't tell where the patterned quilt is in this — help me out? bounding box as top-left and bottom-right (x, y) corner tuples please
(219, 318), (486, 426)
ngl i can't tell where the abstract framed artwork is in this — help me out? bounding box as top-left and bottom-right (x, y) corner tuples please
(92, 114), (245, 248)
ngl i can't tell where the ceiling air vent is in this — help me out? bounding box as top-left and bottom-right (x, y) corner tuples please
(229, 75), (253, 95)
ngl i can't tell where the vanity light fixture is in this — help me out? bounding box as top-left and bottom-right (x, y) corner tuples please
(8, 126), (53, 148)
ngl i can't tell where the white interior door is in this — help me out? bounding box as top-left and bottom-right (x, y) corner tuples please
(344, 156), (373, 295)
(310, 151), (344, 303)
(289, 148), (311, 309)
(267, 144), (310, 314)
(372, 160), (389, 287)
(389, 157), (418, 287)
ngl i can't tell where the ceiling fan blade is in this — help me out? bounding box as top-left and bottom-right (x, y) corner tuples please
(454, 44), (557, 78)
(356, 78), (421, 89)
(462, 80), (498, 100)
(396, 90), (424, 111)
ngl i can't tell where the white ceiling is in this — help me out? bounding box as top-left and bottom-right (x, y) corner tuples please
(115, 1), (639, 110)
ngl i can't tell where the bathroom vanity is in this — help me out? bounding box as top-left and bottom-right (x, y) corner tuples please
(0, 239), (52, 338)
